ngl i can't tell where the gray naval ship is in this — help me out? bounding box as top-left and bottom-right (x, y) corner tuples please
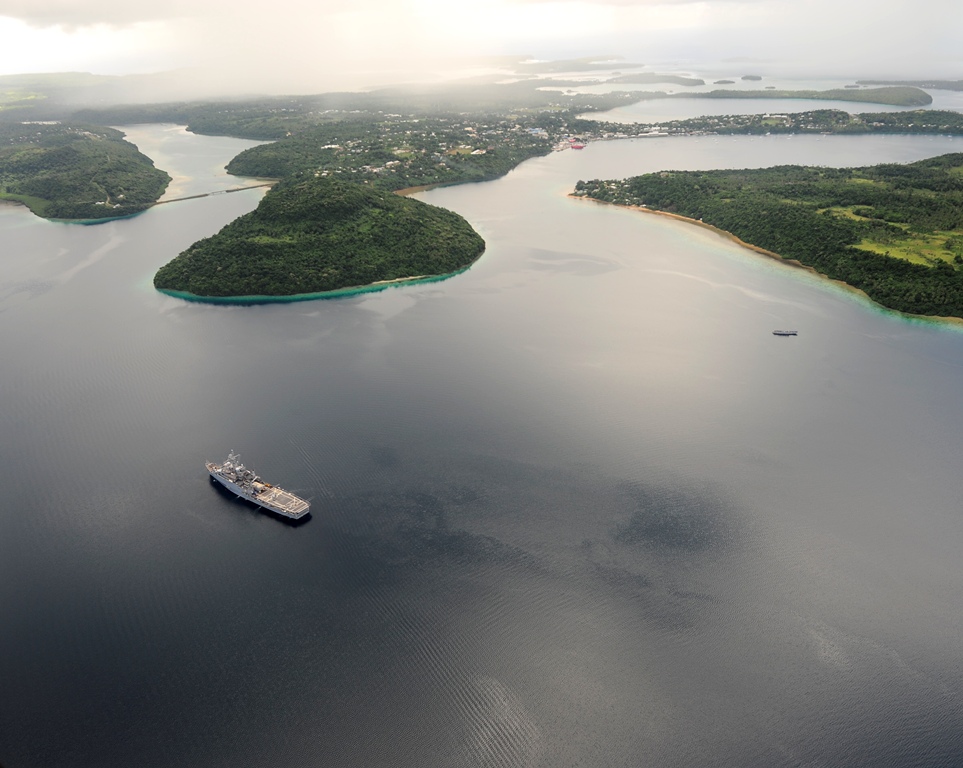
(206, 452), (310, 520)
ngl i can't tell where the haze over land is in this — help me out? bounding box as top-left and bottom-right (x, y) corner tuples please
(0, 0), (960, 98)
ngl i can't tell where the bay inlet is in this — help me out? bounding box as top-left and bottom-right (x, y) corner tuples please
(2, 123), (963, 767)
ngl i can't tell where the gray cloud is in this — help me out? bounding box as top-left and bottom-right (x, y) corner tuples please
(1, 0), (960, 91)
(1, 0), (733, 28)
(0, 0), (349, 28)
(0, 0), (173, 26)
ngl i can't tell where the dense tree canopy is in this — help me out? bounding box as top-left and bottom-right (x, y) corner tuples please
(0, 123), (170, 219)
(575, 154), (963, 318)
(154, 176), (485, 298)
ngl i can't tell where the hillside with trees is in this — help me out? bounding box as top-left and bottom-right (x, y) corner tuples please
(0, 123), (170, 220)
(574, 154), (963, 318)
(224, 114), (555, 188)
(153, 175), (485, 298)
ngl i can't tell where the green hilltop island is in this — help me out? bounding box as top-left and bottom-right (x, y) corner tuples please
(573, 153), (963, 320)
(3, 67), (962, 302)
(153, 175), (485, 301)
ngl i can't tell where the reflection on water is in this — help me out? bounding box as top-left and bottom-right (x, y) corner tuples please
(3, 126), (963, 766)
(615, 482), (734, 554)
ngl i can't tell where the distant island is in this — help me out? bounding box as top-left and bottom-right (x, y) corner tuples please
(687, 86), (932, 107)
(577, 109), (963, 139)
(607, 74), (705, 87)
(513, 56), (645, 74)
(3, 65), (959, 305)
(618, 86), (933, 107)
(857, 79), (963, 92)
(573, 154), (963, 319)
(153, 175), (485, 300)
(0, 122), (170, 219)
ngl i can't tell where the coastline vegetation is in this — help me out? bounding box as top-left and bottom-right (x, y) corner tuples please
(6, 64), (959, 300)
(575, 109), (963, 140)
(68, 81), (642, 141)
(574, 154), (963, 319)
(682, 86), (932, 107)
(0, 122), (170, 219)
(223, 114), (556, 189)
(857, 79), (963, 92)
(153, 175), (485, 298)
(607, 74), (705, 87)
(599, 86), (932, 107)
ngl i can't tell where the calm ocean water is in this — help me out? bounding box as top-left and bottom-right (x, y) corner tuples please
(3, 121), (963, 767)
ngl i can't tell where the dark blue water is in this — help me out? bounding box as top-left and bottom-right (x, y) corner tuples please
(3, 126), (963, 767)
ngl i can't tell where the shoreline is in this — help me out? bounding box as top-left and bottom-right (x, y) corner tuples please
(3, 179), (277, 224)
(156, 264), (478, 306)
(569, 194), (963, 327)
(393, 182), (455, 197)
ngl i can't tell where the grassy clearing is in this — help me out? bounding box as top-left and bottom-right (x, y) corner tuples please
(825, 204), (963, 265)
(825, 206), (864, 220)
(250, 235), (297, 244)
(0, 192), (50, 215)
(848, 176), (887, 186)
(578, 153), (963, 317)
(855, 231), (962, 266)
(0, 89), (44, 112)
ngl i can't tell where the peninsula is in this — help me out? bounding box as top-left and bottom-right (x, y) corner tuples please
(0, 122), (170, 219)
(5, 67), (959, 303)
(573, 154), (963, 319)
(153, 175), (485, 299)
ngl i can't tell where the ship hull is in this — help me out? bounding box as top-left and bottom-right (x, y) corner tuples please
(207, 464), (310, 520)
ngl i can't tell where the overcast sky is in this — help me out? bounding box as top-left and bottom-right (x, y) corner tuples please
(0, 0), (960, 93)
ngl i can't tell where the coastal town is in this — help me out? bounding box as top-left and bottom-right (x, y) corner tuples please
(223, 105), (963, 192)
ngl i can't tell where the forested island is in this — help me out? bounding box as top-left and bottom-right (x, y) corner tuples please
(607, 74), (705, 87)
(153, 176), (485, 299)
(574, 109), (963, 140)
(0, 122), (169, 219)
(4, 66), (962, 302)
(857, 79), (963, 92)
(680, 86), (932, 106)
(604, 86), (932, 107)
(573, 154), (963, 319)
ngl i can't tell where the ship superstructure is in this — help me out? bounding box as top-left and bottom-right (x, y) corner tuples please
(206, 452), (310, 519)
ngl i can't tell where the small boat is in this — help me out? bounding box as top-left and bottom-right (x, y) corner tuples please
(772, 330), (798, 336)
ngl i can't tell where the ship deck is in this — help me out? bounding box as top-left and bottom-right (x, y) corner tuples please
(259, 487), (310, 516)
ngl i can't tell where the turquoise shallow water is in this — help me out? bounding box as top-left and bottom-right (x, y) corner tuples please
(3, 126), (963, 767)
(156, 267), (474, 305)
